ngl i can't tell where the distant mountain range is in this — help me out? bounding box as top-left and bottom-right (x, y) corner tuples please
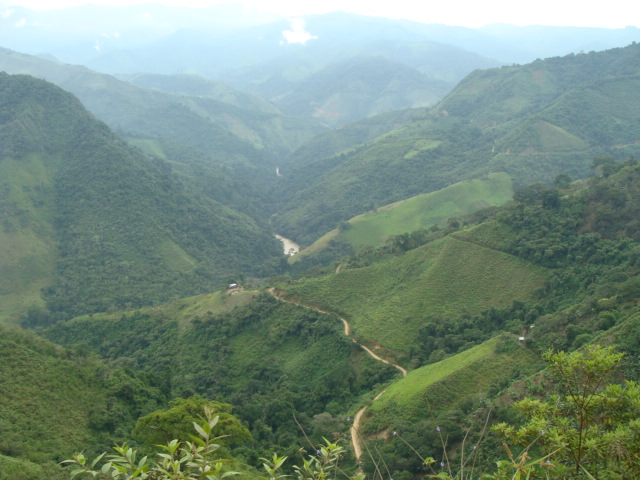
(2, 7), (638, 124)
(270, 42), (640, 244)
(2, 7), (638, 70)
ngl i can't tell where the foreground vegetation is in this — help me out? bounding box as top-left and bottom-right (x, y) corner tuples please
(61, 346), (640, 479)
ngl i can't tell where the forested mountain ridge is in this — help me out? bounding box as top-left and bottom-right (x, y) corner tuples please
(271, 42), (640, 245)
(0, 47), (327, 171)
(268, 159), (640, 476)
(260, 55), (448, 127)
(0, 73), (283, 322)
(437, 41), (640, 124)
(275, 159), (640, 364)
(0, 324), (166, 480)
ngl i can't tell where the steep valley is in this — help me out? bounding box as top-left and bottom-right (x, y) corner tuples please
(1, 27), (640, 480)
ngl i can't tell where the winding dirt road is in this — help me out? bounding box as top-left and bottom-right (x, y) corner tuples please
(267, 288), (407, 462)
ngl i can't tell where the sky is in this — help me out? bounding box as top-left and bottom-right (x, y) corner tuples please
(1, 0), (638, 29)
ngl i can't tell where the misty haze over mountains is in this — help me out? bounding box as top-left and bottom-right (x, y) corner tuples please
(2, 4), (638, 131)
(2, 5), (639, 76)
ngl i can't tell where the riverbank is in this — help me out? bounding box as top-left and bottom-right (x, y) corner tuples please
(274, 234), (300, 256)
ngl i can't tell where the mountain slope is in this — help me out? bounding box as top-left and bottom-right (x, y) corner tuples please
(0, 73), (282, 321)
(278, 228), (548, 357)
(0, 47), (326, 170)
(269, 55), (447, 127)
(291, 172), (513, 265)
(0, 324), (164, 476)
(271, 43), (640, 244)
(122, 72), (281, 114)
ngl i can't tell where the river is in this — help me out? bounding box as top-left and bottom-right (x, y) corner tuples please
(274, 234), (300, 256)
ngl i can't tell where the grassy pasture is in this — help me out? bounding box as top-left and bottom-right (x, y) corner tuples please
(366, 334), (542, 423)
(343, 172), (512, 247)
(293, 173), (513, 262)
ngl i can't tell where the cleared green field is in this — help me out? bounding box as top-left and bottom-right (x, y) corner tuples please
(283, 228), (548, 354)
(344, 173), (512, 247)
(367, 334), (542, 423)
(293, 173), (512, 261)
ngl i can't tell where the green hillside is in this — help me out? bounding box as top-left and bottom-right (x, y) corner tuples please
(278, 159), (640, 364)
(437, 44), (640, 125)
(279, 226), (548, 357)
(271, 43), (640, 245)
(5, 160), (640, 479)
(272, 55), (446, 127)
(0, 47), (327, 176)
(4, 36), (640, 480)
(351, 334), (543, 476)
(44, 290), (398, 462)
(124, 72), (282, 115)
(0, 154), (57, 323)
(269, 159), (640, 477)
(294, 172), (512, 262)
(0, 73), (283, 322)
(0, 325), (164, 478)
(366, 334), (541, 423)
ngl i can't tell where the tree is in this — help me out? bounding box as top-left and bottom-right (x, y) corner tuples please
(553, 174), (572, 189)
(592, 156), (621, 178)
(65, 408), (357, 480)
(63, 407), (239, 479)
(132, 396), (251, 449)
(493, 345), (640, 478)
(513, 183), (550, 206)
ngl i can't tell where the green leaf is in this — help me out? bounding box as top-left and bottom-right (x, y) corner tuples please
(221, 471), (240, 477)
(69, 468), (87, 479)
(193, 421), (208, 439)
(91, 452), (106, 469)
(209, 415), (220, 429)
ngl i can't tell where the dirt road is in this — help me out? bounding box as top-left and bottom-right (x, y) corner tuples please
(267, 288), (407, 462)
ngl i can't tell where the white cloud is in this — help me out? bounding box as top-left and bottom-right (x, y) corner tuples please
(1, 8), (14, 18)
(280, 17), (317, 45)
(101, 31), (121, 39)
(15, 17), (26, 27)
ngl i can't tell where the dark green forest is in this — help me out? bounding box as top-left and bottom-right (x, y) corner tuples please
(0, 73), (284, 320)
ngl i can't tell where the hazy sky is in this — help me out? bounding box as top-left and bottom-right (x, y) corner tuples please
(1, 0), (638, 29)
